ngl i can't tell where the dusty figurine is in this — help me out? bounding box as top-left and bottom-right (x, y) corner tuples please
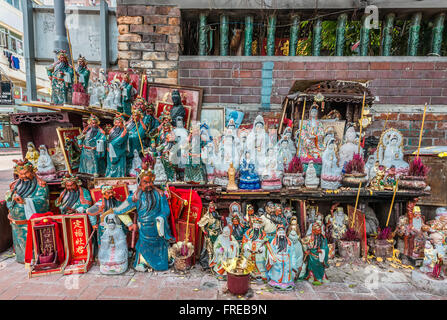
(210, 226), (239, 279)
(338, 126), (362, 169)
(184, 123), (207, 184)
(302, 221), (329, 285)
(153, 156), (168, 185)
(325, 205), (348, 243)
(261, 147), (283, 190)
(321, 138), (342, 190)
(46, 50), (74, 104)
(420, 232), (446, 279)
(305, 161), (319, 189)
(198, 202), (223, 269)
(77, 115), (106, 177)
(120, 73), (133, 116)
(5, 159), (49, 263)
(226, 163), (238, 191)
(106, 115), (128, 178)
(376, 128), (409, 175)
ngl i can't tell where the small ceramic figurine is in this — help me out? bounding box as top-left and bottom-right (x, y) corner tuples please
(46, 50), (74, 104)
(184, 123), (207, 184)
(5, 159), (49, 263)
(201, 141), (216, 183)
(277, 128), (296, 173)
(103, 81), (116, 110)
(339, 126), (362, 169)
(36, 145), (57, 181)
(172, 116), (189, 169)
(25, 142), (40, 167)
(320, 138), (342, 190)
(76, 55), (90, 92)
(261, 147), (283, 190)
(170, 90), (186, 128)
(302, 221), (329, 285)
(287, 216), (305, 278)
(77, 115), (106, 177)
(247, 115), (268, 175)
(120, 73), (133, 116)
(98, 213), (129, 275)
(129, 149), (142, 177)
(420, 232), (446, 279)
(368, 161), (386, 190)
(198, 202), (223, 268)
(226, 163), (238, 191)
(88, 80), (100, 107)
(126, 107), (147, 176)
(50, 140), (67, 172)
(228, 213), (249, 243)
(325, 206), (348, 243)
(153, 156), (168, 185)
(209, 226), (239, 279)
(305, 161), (319, 189)
(266, 225), (296, 290)
(238, 151), (261, 190)
(376, 128), (409, 175)
(106, 116), (128, 178)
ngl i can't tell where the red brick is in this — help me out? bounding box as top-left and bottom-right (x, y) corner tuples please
(144, 15), (168, 25)
(371, 62), (391, 70)
(388, 79), (407, 87)
(348, 62), (369, 70)
(203, 95), (219, 103)
(285, 62), (306, 70)
(211, 87), (231, 94)
(390, 62), (412, 70)
(168, 17), (180, 26)
(179, 61), (199, 69)
(431, 97), (447, 104)
(433, 79), (447, 87)
(435, 62), (447, 70)
(156, 25), (180, 35)
(384, 121), (410, 129)
(413, 62), (435, 70)
(240, 78), (261, 86)
(273, 70), (294, 78)
(410, 97), (432, 105)
(357, 70), (372, 79)
(433, 138), (447, 145)
(374, 113), (398, 120)
(220, 78), (237, 86)
(380, 70), (402, 79)
(155, 6), (172, 15)
(410, 79), (432, 87)
(189, 69), (210, 77)
(199, 78), (219, 86)
(179, 78), (199, 86)
(425, 114), (447, 121)
(305, 62), (327, 70)
(293, 70), (307, 78)
(233, 70), (261, 78)
(387, 96), (410, 104)
(117, 16), (143, 25)
(271, 95), (282, 104)
(220, 95), (239, 103)
(421, 88), (443, 96)
(241, 96), (260, 104)
(197, 61), (220, 69)
(212, 70), (232, 78)
(118, 59), (129, 70)
(242, 62), (262, 70)
(220, 61), (240, 69)
(168, 7), (181, 17)
(127, 5), (155, 16)
(231, 87), (252, 95)
(116, 5), (127, 17)
(335, 71), (349, 79)
(399, 114), (423, 121)
(118, 33), (142, 42)
(118, 24), (129, 35)
(326, 62), (348, 70)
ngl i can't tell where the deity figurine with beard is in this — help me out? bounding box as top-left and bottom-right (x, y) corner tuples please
(170, 90), (186, 128)
(325, 205), (348, 243)
(156, 113), (177, 181)
(228, 213), (249, 243)
(55, 174), (93, 218)
(198, 202), (224, 269)
(77, 115), (106, 177)
(126, 107), (147, 176)
(5, 159), (49, 263)
(106, 116), (128, 178)
(46, 50), (74, 104)
(113, 167), (174, 272)
(210, 226), (239, 279)
(76, 55), (90, 92)
(120, 73), (133, 116)
(242, 217), (273, 282)
(302, 221), (330, 285)
(396, 204), (429, 258)
(266, 225), (296, 290)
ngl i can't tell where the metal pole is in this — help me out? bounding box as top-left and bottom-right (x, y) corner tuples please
(100, 0), (109, 70)
(198, 13), (207, 56)
(335, 13), (347, 56)
(53, 0), (69, 54)
(312, 18), (322, 56)
(266, 15), (276, 56)
(289, 14), (300, 56)
(407, 12), (422, 56)
(381, 13), (395, 56)
(431, 13), (445, 56)
(220, 15), (229, 56)
(244, 15), (253, 56)
(21, 0), (37, 110)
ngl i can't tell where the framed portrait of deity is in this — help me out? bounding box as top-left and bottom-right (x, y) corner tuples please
(321, 120), (346, 150)
(147, 82), (203, 130)
(90, 183), (129, 204)
(201, 107), (225, 133)
(56, 127), (82, 174)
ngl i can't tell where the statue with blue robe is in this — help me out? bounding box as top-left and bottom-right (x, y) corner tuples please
(106, 116), (128, 177)
(76, 55), (90, 92)
(5, 159), (49, 263)
(238, 150), (261, 190)
(266, 225), (296, 290)
(126, 108), (147, 176)
(55, 174), (93, 220)
(46, 50), (74, 104)
(113, 169), (174, 272)
(302, 221), (329, 285)
(120, 74), (133, 116)
(77, 115), (106, 177)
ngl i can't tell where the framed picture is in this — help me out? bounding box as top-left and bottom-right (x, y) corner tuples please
(147, 83), (203, 129)
(201, 107), (225, 133)
(90, 184), (129, 204)
(56, 127), (82, 174)
(225, 108), (244, 128)
(321, 120), (346, 149)
(93, 177), (138, 194)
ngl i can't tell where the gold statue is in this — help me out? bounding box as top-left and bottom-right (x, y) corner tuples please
(226, 162), (238, 191)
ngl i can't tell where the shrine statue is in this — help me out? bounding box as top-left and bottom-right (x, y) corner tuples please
(120, 73), (133, 116)
(238, 150), (261, 190)
(277, 130), (295, 173)
(247, 115), (268, 174)
(46, 50), (74, 104)
(266, 225), (296, 290)
(154, 156), (168, 185)
(36, 145), (57, 181)
(25, 142), (39, 167)
(88, 80), (100, 107)
(220, 127), (241, 172)
(129, 149), (142, 177)
(198, 202), (223, 269)
(242, 217), (272, 281)
(143, 102), (160, 136)
(376, 128), (409, 175)
(76, 55), (90, 92)
(287, 216), (306, 279)
(170, 89), (186, 128)
(98, 212), (129, 275)
(113, 168), (174, 272)
(306, 211), (325, 237)
(209, 226), (239, 279)
(5, 159), (49, 263)
(113, 80), (122, 111)
(302, 221), (329, 285)
(304, 161), (319, 189)
(321, 138), (342, 190)
(50, 140), (67, 172)
(365, 153), (377, 181)
(103, 82), (117, 110)
(339, 126), (362, 169)
(106, 116), (128, 178)
(55, 174), (93, 218)
(420, 232), (446, 278)
(297, 102), (324, 161)
(126, 108), (147, 176)
(201, 141), (216, 183)
(154, 112), (177, 181)
(184, 123), (207, 184)
(228, 213), (249, 243)
(77, 115), (106, 177)
(261, 147), (283, 190)
(396, 205), (429, 258)
(171, 116), (189, 169)
(364, 206), (380, 236)
(368, 161), (386, 191)
(227, 163), (238, 191)
(325, 206), (348, 242)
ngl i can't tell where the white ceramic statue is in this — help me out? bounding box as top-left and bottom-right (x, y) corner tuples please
(129, 149), (142, 177)
(247, 115), (268, 174)
(154, 156), (167, 184)
(339, 126), (362, 169)
(321, 138), (342, 189)
(36, 145), (57, 181)
(305, 161), (319, 189)
(376, 128), (409, 175)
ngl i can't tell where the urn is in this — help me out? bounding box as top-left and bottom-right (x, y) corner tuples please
(398, 175), (427, 191)
(337, 240), (361, 259)
(227, 272), (250, 295)
(369, 239), (394, 258)
(282, 172), (304, 187)
(342, 173), (368, 188)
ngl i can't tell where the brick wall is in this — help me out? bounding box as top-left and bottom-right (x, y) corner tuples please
(116, 4), (180, 84)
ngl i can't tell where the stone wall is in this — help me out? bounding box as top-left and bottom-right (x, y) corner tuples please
(116, 4), (180, 84)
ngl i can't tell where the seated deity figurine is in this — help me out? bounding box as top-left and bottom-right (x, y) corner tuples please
(261, 147), (283, 190)
(376, 128), (409, 175)
(98, 213), (129, 275)
(228, 213), (249, 243)
(209, 226), (239, 279)
(36, 145), (57, 181)
(266, 225), (296, 290)
(325, 206), (348, 242)
(50, 140), (67, 172)
(420, 232), (446, 278)
(242, 217), (272, 282)
(321, 138), (342, 190)
(339, 126), (362, 169)
(238, 150), (261, 190)
(201, 141), (216, 183)
(297, 102), (324, 167)
(302, 221), (329, 285)
(247, 115), (269, 175)
(25, 142), (39, 167)
(154, 156), (167, 185)
(305, 161), (319, 189)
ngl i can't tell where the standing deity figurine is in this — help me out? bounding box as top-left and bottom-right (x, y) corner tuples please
(125, 107), (147, 176)
(277, 127), (296, 172)
(106, 116), (128, 178)
(77, 115), (106, 177)
(113, 168), (174, 272)
(143, 102), (160, 136)
(46, 50), (74, 104)
(287, 216), (306, 279)
(156, 112), (177, 181)
(247, 115), (268, 175)
(201, 141), (216, 183)
(321, 138), (342, 190)
(5, 159), (49, 263)
(266, 225), (297, 290)
(55, 174), (93, 221)
(120, 73), (133, 116)
(88, 80), (100, 107)
(170, 89), (186, 128)
(76, 55), (90, 92)
(325, 206), (348, 243)
(210, 226), (239, 279)
(153, 156), (168, 185)
(198, 202), (223, 269)
(297, 102), (325, 162)
(261, 147), (283, 190)
(184, 122), (207, 184)
(242, 217), (273, 281)
(96, 69), (108, 106)
(302, 221), (330, 285)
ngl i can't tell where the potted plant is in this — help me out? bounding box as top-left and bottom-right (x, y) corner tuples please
(283, 155), (305, 187)
(369, 227), (394, 258)
(398, 157), (430, 191)
(342, 153), (368, 187)
(72, 83), (90, 107)
(337, 228), (361, 260)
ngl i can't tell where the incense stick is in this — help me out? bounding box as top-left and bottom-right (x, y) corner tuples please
(357, 92), (366, 155)
(351, 182), (362, 228)
(296, 98), (307, 156)
(386, 180), (399, 227)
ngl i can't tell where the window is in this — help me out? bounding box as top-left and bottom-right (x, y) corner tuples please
(0, 27), (23, 55)
(4, 0), (21, 10)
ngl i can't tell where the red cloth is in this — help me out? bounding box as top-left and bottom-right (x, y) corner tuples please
(141, 75), (148, 101)
(24, 212), (65, 264)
